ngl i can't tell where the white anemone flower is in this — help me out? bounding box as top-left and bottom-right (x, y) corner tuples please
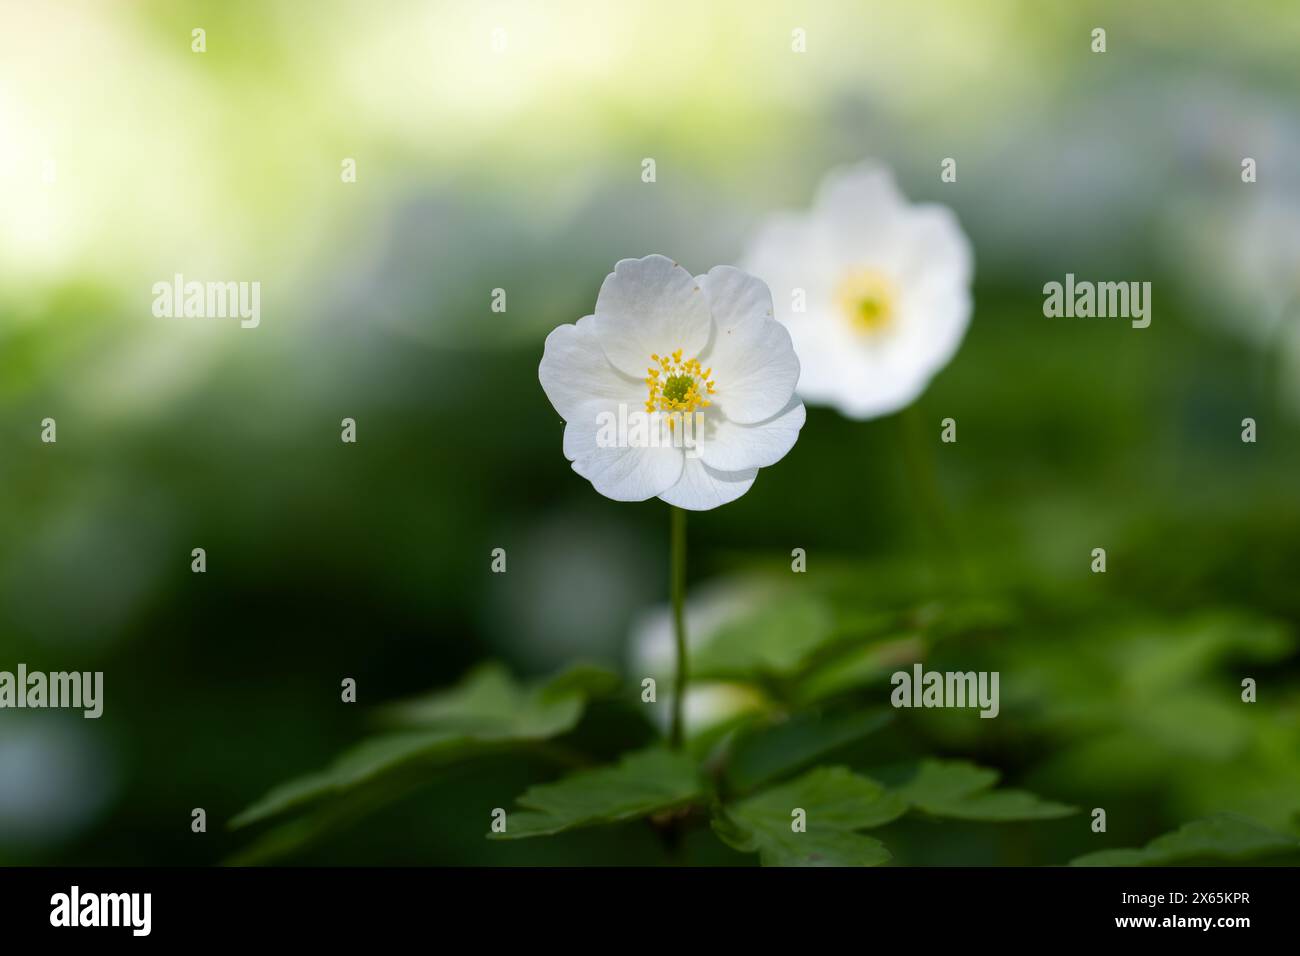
(742, 162), (974, 420)
(539, 255), (805, 510)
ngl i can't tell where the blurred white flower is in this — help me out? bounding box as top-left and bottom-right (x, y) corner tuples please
(539, 254), (805, 510)
(1205, 193), (1300, 346)
(743, 162), (973, 419)
(1227, 196), (1300, 417)
(1172, 188), (1300, 417)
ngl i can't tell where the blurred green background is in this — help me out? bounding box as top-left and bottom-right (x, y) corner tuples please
(1, 0), (1298, 865)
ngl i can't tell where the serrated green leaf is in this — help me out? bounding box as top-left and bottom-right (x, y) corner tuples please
(726, 709), (893, 793)
(1071, 813), (1300, 866)
(715, 766), (903, 866)
(492, 747), (701, 839)
(892, 759), (1075, 821)
(232, 663), (617, 831)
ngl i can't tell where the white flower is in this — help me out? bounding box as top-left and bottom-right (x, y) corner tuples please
(539, 255), (805, 510)
(742, 162), (974, 419)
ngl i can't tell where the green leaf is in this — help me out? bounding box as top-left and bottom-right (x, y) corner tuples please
(226, 777), (421, 865)
(231, 663), (617, 830)
(538, 663), (624, 699)
(1071, 813), (1300, 866)
(725, 709), (893, 793)
(230, 731), (472, 829)
(380, 662), (618, 735)
(684, 706), (768, 763)
(692, 592), (837, 679)
(793, 635), (925, 705)
(1117, 612), (1294, 696)
(892, 760), (1075, 821)
(491, 747), (701, 839)
(715, 767), (904, 866)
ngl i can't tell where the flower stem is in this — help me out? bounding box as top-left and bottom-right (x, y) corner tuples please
(669, 505), (688, 750)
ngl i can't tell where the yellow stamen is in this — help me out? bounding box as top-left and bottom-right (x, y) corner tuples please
(835, 268), (897, 334)
(644, 346), (720, 425)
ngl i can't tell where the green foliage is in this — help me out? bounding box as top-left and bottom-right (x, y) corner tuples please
(893, 760), (1076, 821)
(713, 767), (901, 866)
(231, 664), (617, 831)
(1071, 814), (1300, 867)
(228, 569), (1295, 867)
(379, 662), (618, 734)
(491, 748), (701, 839)
(230, 731), (472, 829)
(725, 709), (893, 793)
(793, 635), (924, 706)
(7, 3), (1300, 873)
(691, 591), (837, 679)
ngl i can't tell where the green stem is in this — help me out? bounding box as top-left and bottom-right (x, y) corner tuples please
(669, 505), (688, 750)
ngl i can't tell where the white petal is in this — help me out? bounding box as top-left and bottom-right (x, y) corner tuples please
(706, 319), (801, 425)
(697, 266), (800, 425)
(699, 398), (805, 472)
(801, 290), (968, 420)
(563, 402), (684, 501)
(783, 316), (856, 403)
(825, 358), (930, 420)
(696, 264), (774, 332)
(594, 255), (712, 377)
(742, 221), (844, 404)
(813, 162), (913, 269)
(814, 162), (909, 221)
(658, 456), (756, 511)
(892, 204), (975, 290)
(742, 214), (841, 314)
(538, 315), (640, 422)
(893, 280), (973, 377)
(789, 320), (928, 420)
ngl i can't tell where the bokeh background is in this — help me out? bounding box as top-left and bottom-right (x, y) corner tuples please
(1, 0), (1298, 865)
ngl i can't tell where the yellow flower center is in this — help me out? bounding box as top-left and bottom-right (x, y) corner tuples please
(835, 268), (896, 334)
(645, 349), (716, 430)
